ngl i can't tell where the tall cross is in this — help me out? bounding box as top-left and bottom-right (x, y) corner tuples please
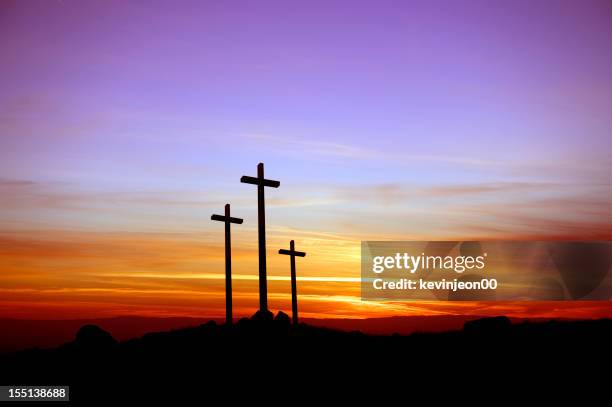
(240, 163), (280, 313)
(279, 240), (306, 325)
(211, 203), (243, 325)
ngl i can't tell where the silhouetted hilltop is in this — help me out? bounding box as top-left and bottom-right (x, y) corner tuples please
(0, 314), (593, 353)
(1, 313), (610, 401)
(0, 316), (213, 353)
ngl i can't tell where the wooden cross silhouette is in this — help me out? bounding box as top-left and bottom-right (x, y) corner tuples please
(211, 203), (243, 325)
(279, 240), (306, 325)
(240, 163), (280, 313)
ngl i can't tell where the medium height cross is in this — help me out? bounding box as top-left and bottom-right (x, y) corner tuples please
(279, 240), (306, 325)
(240, 163), (280, 313)
(211, 203), (243, 325)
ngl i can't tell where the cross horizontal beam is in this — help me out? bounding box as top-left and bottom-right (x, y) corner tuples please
(279, 249), (306, 257)
(240, 175), (280, 188)
(211, 214), (243, 224)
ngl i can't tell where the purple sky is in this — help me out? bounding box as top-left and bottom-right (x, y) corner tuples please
(1, 0), (611, 238)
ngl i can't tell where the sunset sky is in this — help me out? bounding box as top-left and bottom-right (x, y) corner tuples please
(1, 0), (611, 321)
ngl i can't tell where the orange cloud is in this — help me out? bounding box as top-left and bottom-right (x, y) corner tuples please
(1, 229), (612, 321)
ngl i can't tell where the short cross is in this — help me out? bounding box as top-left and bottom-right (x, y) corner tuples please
(211, 204), (243, 325)
(279, 240), (306, 325)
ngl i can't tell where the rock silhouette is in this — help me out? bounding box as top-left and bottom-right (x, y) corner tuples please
(463, 316), (511, 333)
(251, 309), (274, 324)
(73, 325), (117, 349)
(274, 310), (291, 326)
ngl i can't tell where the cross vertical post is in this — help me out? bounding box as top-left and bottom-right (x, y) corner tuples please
(240, 163), (280, 313)
(279, 240), (306, 325)
(211, 203), (243, 325)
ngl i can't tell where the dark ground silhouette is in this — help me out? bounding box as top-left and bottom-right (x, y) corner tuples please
(1, 312), (609, 402)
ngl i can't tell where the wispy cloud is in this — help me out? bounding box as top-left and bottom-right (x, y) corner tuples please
(241, 133), (373, 159)
(0, 178), (38, 188)
(240, 133), (498, 166)
(332, 181), (567, 204)
(0, 178), (236, 212)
